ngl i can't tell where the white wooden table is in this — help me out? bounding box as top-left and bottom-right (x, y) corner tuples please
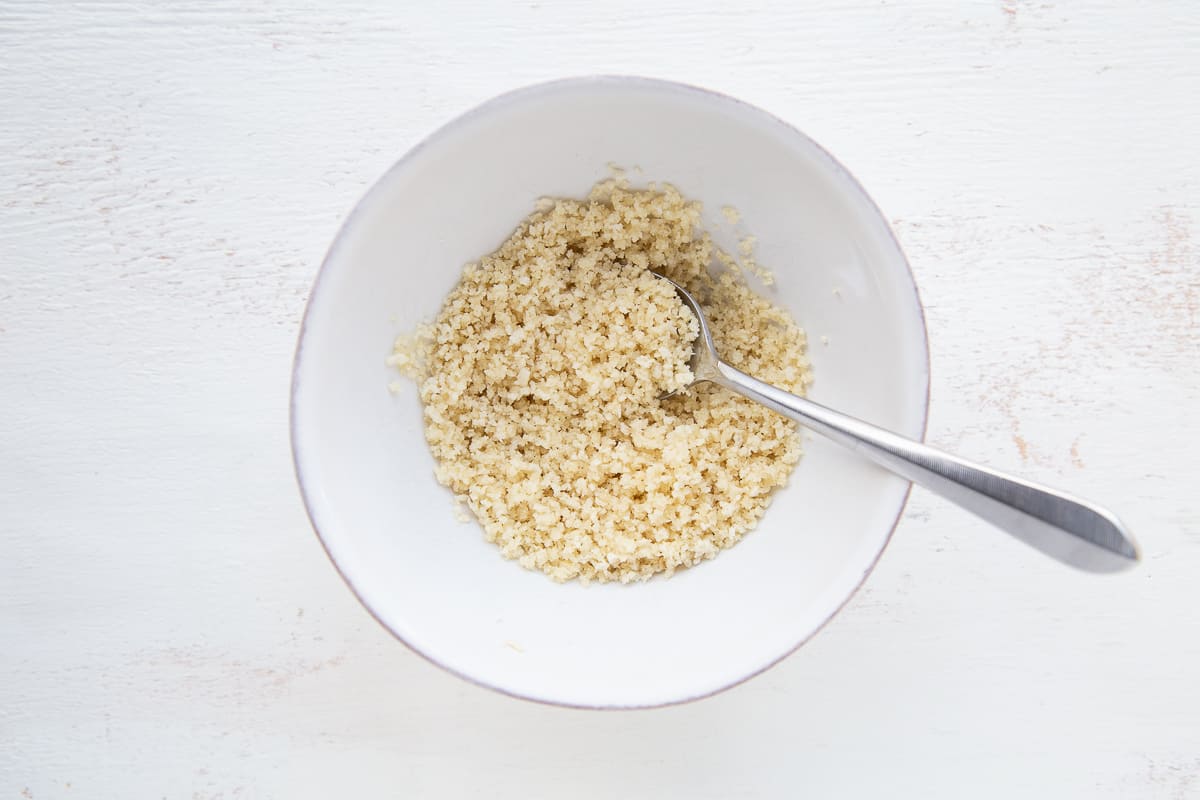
(3, 2), (1198, 797)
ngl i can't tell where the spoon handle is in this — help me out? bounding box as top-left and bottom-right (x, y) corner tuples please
(710, 361), (1139, 572)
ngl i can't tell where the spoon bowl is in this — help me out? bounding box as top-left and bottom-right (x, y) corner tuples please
(295, 76), (935, 707)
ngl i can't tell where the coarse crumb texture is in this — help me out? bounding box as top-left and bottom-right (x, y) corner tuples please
(402, 179), (812, 583)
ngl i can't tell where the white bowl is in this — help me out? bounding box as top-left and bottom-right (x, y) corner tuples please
(291, 77), (929, 708)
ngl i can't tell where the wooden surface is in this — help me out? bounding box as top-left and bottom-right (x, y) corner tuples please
(3, 2), (1198, 797)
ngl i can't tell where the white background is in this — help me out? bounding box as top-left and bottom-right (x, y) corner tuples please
(3, 1), (1198, 797)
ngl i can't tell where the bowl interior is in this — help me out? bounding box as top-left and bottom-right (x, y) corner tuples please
(292, 78), (929, 708)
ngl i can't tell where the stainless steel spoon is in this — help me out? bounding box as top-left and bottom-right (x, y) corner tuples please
(658, 276), (1139, 573)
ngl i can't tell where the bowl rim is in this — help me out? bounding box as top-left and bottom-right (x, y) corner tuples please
(290, 75), (932, 709)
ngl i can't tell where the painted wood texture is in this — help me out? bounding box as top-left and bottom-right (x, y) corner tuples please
(2, 2), (1197, 797)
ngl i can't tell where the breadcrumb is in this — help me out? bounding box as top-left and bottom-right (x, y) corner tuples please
(395, 178), (812, 583)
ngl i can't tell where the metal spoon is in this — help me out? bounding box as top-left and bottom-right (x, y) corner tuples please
(658, 276), (1139, 573)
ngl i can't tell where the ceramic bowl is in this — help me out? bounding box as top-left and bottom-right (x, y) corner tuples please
(291, 77), (929, 708)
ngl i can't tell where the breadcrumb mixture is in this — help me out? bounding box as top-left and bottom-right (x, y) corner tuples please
(393, 179), (812, 583)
